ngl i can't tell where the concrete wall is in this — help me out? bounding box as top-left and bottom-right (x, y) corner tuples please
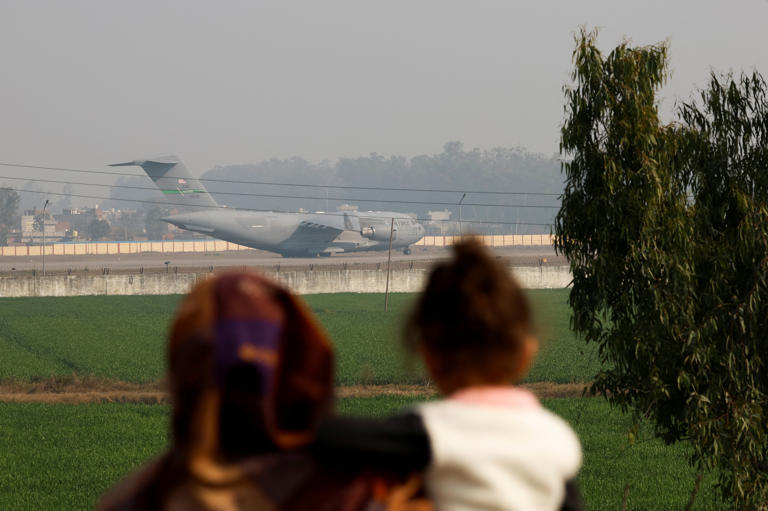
(0, 266), (571, 297)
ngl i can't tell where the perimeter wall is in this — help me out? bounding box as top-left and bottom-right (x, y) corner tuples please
(0, 265), (571, 297)
(0, 234), (554, 257)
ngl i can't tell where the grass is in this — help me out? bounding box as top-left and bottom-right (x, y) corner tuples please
(0, 295), (176, 382)
(0, 291), (723, 509)
(0, 291), (600, 385)
(0, 403), (168, 511)
(547, 398), (721, 511)
(0, 398), (723, 511)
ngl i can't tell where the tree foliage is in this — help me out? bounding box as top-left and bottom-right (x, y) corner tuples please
(33, 212), (51, 233)
(556, 28), (768, 509)
(144, 207), (170, 240)
(113, 211), (144, 240)
(87, 218), (110, 240)
(201, 143), (562, 233)
(0, 188), (20, 245)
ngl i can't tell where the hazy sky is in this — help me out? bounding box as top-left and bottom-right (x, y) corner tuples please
(1, 0), (767, 176)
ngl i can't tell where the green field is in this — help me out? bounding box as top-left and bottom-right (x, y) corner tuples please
(0, 291), (599, 385)
(0, 398), (721, 511)
(0, 291), (722, 509)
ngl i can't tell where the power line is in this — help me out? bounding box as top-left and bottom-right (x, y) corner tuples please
(0, 162), (562, 197)
(0, 174), (559, 209)
(7, 186), (555, 228)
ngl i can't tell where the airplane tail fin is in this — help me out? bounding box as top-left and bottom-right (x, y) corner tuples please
(110, 156), (219, 211)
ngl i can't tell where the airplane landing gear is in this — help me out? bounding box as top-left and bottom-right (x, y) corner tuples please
(403, 248), (412, 255)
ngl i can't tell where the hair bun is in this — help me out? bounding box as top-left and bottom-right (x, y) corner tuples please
(452, 237), (489, 261)
(451, 238), (499, 280)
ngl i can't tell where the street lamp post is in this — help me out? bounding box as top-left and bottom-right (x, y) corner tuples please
(41, 199), (50, 276)
(384, 217), (395, 312)
(458, 193), (467, 238)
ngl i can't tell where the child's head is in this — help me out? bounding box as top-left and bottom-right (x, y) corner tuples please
(406, 239), (537, 394)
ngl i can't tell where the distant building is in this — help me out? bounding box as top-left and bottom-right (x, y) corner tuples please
(428, 210), (451, 221)
(425, 210), (458, 235)
(20, 209), (66, 243)
(54, 207), (104, 240)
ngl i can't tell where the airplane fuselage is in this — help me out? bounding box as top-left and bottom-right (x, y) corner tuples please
(163, 209), (424, 257)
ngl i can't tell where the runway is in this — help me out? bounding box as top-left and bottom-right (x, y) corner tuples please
(0, 246), (561, 274)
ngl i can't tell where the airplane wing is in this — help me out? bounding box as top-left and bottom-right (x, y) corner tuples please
(303, 212), (361, 232)
(279, 213), (361, 254)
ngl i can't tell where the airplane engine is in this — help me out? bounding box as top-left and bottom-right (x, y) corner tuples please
(360, 225), (394, 242)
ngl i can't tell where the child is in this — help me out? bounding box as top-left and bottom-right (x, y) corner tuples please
(315, 239), (583, 511)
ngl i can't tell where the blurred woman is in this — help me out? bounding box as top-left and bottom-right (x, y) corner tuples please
(99, 272), (379, 510)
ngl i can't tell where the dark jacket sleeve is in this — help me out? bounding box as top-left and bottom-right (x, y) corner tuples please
(560, 480), (585, 511)
(312, 413), (431, 473)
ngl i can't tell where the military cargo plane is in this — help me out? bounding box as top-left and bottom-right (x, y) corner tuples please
(111, 156), (424, 257)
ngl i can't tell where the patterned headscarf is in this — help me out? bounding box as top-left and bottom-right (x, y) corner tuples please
(167, 272), (334, 455)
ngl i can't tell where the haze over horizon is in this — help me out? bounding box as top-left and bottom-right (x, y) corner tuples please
(1, 0), (766, 207)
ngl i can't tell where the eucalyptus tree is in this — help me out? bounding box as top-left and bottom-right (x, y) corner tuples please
(556, 28), (768, 509)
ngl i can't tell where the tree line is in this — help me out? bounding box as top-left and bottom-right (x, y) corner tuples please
(201, 142), (562, 233)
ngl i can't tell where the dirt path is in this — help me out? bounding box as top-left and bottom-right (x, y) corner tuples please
(336, 382), (588, 399)
(0, 378), (167, 404)
(0, 378), (588, 404)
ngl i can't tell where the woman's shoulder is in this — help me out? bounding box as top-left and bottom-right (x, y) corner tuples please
(98, 451), (375, 511)
(97, 456), (170, 511)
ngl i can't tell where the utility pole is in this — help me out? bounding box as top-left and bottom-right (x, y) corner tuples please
(384, 217), (394, 312)
(458, 193), (466, 238)
(42, 199), (50, 277)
